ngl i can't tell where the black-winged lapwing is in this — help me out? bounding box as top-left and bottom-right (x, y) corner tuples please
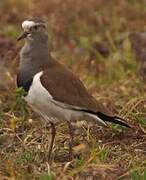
(17, 17), (130, 162)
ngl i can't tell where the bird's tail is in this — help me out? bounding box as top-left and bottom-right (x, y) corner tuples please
(96, 112), (130, 128)
(72, 107), (130, 128)
(81, 109), (130, 128)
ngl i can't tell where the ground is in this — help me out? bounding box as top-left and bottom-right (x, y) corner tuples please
(0, 0), (146, 179)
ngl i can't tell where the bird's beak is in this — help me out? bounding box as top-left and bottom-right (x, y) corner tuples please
(17, 31), (29, 41)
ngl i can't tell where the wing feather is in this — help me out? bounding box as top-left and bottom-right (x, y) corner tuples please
(40, 66), (110, 115)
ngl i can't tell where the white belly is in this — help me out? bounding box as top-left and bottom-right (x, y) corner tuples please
(24, 71), (106, 126)
(24, 71), (83, 122)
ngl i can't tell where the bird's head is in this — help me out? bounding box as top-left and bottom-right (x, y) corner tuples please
(17, 17), (48, 43)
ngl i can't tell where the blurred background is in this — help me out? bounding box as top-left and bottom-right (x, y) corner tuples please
(0, 0), (146, 179)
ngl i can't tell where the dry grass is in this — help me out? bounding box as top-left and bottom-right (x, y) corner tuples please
(0, 0), (146, 179)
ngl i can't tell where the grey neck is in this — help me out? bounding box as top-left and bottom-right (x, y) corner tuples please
(20, 40), (54, 69)
(18, 39), (58, 88)
(19, 39), (56, 76)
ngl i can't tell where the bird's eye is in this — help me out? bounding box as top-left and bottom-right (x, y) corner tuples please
(33, 25), (39, 30)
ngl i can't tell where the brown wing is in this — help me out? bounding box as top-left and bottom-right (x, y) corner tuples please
(40, 65), (111, 115)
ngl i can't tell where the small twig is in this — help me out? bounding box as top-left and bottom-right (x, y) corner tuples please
(116, 171), (130, 180)
(139, 124), (146, 134)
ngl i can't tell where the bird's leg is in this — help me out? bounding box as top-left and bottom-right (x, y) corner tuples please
(67, 122), (74, 161)
(48, 122), (56, 163)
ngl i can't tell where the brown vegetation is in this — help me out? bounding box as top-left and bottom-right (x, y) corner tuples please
(0, 0), (146, 179)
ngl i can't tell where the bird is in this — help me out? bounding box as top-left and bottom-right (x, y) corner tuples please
(17, 17), (130, 163)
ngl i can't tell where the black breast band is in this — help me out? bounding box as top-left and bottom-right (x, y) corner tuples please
(17, 72), (33, 93)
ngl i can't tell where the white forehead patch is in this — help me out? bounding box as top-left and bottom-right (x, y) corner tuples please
(22, 20), (36, 30)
